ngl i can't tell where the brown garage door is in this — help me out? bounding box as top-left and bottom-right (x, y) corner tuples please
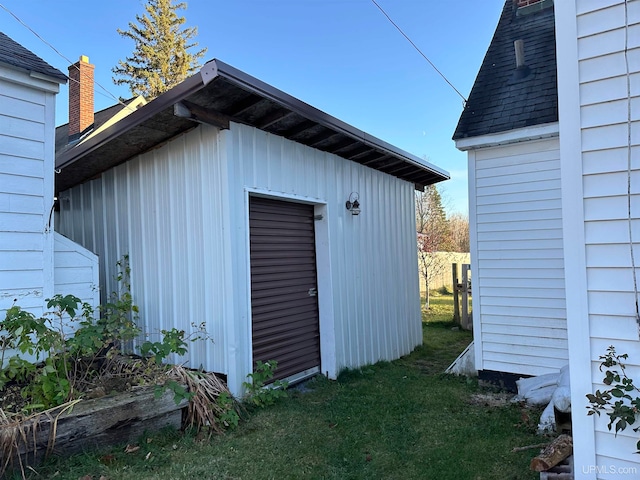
(249, 196), (321, 382)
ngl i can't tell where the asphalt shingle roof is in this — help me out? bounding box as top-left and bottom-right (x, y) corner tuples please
(0, 31), (66, 82)
(452, 0), (557, 140)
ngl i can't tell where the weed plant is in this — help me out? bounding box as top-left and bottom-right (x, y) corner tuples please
(14, 294), (546, 479)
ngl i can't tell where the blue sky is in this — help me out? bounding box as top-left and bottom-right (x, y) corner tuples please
(1, 0), (504, 214)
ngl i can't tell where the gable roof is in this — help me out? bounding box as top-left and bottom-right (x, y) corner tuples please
(55, 97), (146, 157)
(0, 31), (66, 83)
(452, 0), (557, 140)
(55, 59), (449, 194)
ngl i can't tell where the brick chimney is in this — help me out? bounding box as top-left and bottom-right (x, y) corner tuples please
(515, 0), (553, 16)
(68, 55), (94, 142)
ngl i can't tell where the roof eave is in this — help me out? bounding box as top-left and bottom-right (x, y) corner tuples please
(56, 59), (449, 188)
(454, 122), (559, 151)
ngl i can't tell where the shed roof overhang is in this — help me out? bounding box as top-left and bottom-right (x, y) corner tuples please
(55, 59), (449, 194)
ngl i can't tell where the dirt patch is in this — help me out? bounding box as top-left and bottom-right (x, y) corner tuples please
(468, 392), (515, 407)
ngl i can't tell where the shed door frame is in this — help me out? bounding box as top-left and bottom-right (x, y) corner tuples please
(243, 188), (336, 383)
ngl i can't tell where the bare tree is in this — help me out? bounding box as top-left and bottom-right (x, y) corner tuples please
(448, 213), (470, 252)
(416, 186), (450, 309)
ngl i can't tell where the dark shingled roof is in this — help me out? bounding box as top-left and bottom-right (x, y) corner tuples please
(452, 0), (557, 140)
(0, 31), (66, 82)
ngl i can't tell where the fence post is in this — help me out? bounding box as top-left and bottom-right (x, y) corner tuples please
(461, 264), (470, 330)
(452, 263), (460, 325)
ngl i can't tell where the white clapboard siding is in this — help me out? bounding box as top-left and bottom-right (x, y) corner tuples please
(471, 137), (567, 376)
(58, 121), (422, 396)
(572, 0), (640, 473)
(53, 232), (99, 310)
(0, 66), (55, 316)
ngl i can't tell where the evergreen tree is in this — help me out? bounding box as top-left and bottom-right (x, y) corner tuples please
(112, 0), (207, 99)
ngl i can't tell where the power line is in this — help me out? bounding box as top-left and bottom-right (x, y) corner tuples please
(0, 3), (136, 113)
(370, 0), (467, 105)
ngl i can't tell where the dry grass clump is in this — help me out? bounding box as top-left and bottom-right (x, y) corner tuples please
(168, 365), (241, 435)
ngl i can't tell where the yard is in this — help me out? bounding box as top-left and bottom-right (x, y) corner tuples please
(12, 293), (545, 480)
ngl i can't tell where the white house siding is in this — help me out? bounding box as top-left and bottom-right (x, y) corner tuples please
(559, 0), (640, 476)
(53, 232), (99, 309)
(470, 137), (568, 376)
(0, 65), (57, 316)
(58, 121), (422, 396)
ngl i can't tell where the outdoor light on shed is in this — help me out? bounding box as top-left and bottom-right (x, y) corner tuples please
(345, 192), (361, 216)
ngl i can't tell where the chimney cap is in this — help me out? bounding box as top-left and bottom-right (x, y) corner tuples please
(79, 55), (90, 63)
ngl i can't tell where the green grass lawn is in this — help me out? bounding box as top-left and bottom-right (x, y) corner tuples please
(15, 293), (544, 480)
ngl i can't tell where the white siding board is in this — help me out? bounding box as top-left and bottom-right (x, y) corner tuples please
(0, 173), (43, 195)
(585, 218), (640, 244)
(577, 3), (624, 38)
(483, 314), (567, 329)
(477, 207), (562, 224)
(475, 188), (561, 206)
(580, 76), (629, 106)
(586, 243), (637, 267)
(579, 52), (627, 84)
(0, 231), (43, 251)
(480, 295), (566, 309)
(590, 315), (639, 341)
(576, 0), (620, 15)
(53, 232), (99, 309)
(7, 194), (43, 215)
(477, 178), (561, 196)
(484, 351), (567, 370)
(482, 333), (568, 350)
(0, 114), (45, 142)
(581, 99), (632, 128)
(584, 195), (640, 221)
(479, 276), (566, 289)
(475, 157), (559, 178)
(0, 212), (43, 233)
(479, 267), (565, 280)
(582, 123), (632, 151)
(0, 93), (45, 123)
(477, 258), (565, 270)
(477, 228), (563, 242)
(478, 248), (564, 260)
(476, 167), (560, 188)
(476, 218), (563, 232)
(478, 238), (564, 251)
(479, 286), (566, 299)
(483, 322), (567, 339)
(588, 291), (638, 316)
(476, 198), (561, 215)
(583, 147), (640, 175)
(475, 138), (559, 160)
(587, 267), (638, 291)
(481, 304), (566, 319)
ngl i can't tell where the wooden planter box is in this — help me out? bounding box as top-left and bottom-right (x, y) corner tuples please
(5, 386), (188, 470)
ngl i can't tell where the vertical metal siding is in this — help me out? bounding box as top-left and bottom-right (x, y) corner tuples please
(228, 123), (421, 383)
(58, 121), (423, 394)
(58, 126), (230, 374)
